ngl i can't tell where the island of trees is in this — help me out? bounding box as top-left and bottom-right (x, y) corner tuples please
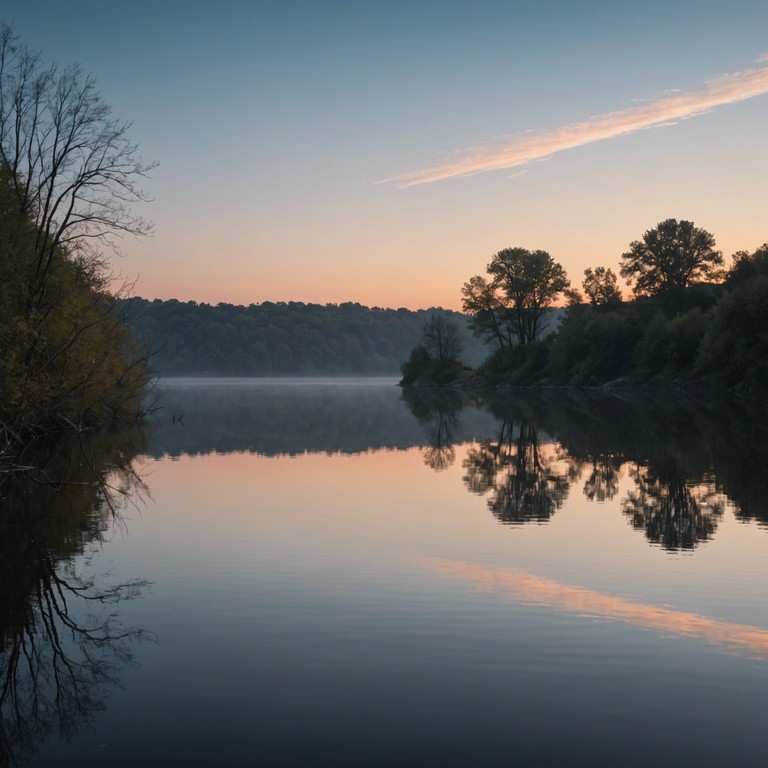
(401, 218), (768, 391)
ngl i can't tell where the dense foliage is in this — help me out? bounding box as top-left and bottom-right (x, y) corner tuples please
(0, 169), (149, 442)
(411, 223), (768, 391)
(477, 243), (768, 390)
(121, 298), (486, 376)
(620, 219), (723, 296)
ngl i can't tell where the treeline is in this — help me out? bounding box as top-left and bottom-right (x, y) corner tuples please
(121, 298), (487, 376)
(403, 219), (768, 391)
(485, 243), (768, 390)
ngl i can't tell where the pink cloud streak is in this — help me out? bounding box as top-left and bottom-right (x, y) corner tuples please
(418, 557), (768, 660)
(386, 63), (768, 187)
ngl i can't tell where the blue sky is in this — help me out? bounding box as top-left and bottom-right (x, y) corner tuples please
(4, 1), (768, 308)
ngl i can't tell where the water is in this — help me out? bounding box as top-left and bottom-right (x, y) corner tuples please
(3, 379), (768, 766)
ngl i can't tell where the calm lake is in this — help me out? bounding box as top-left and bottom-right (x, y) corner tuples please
(4, 379), (768, 766)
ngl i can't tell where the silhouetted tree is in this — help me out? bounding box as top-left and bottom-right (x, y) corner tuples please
(487, 248), (570, 347)
(726, 243), (768, 286)
(620, 219), (723, 296)
(582, 266), (622, 305)
(420, 313), (462, 364)
(463, 248), (570, 351)
(400, 314), (466, 385)
(461, 274), (512, 351)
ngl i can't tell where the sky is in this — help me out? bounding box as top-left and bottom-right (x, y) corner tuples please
(4, 0), (768, 310)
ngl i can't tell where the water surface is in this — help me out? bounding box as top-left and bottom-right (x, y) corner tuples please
(4, 379), (768, 766)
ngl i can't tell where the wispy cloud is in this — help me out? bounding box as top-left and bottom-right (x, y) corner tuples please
(385, 61), (768, 187)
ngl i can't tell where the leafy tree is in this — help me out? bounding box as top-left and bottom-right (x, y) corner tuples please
(460, 275), (513, 350)
(620, 218), (723, 296)
(696, 274), (768, 386)
(582, 266), (622, 305)
(726, 243), (768, 286)
(489, 248), (570, 346)
(563, 287), (584, 307)
(547, 303), (647, 385)
(465, 247), (570, 349)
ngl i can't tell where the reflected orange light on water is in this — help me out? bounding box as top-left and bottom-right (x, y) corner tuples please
(419, 557), (768, 660)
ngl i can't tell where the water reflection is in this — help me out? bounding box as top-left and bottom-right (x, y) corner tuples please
(0, 431), (152, 766)
(149, 381), (768, 552)
(582, 456), (621, 503)
(462, 419), (575, 525)
(405, 388), (768, 550)
(622, 465), (725, 550)
(400, 389), (469, 471)
(420, 557), (768, 661)
(149, 379), (498, 458)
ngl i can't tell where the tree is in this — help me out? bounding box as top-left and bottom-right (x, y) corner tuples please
(486, 247), (570, 347)
(399, 314), (464, 386)
(726, 243), (768, 286)
(582, 266), (622, 305)
(620, 219), (723, 296)
(0, 24), (153, 304)
(420, 313), (462, 364)
(0, 23), (153, 439)
(460, 274), (514, 351)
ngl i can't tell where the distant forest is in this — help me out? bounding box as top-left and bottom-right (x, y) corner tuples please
(120, 298), (488, 376)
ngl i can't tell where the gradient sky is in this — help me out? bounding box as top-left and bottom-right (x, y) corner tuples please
(5, 1), (768, 309)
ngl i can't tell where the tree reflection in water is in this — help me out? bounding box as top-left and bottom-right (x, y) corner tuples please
(401, 389), (468, 471)
(0, 431), (152, 767)
(583, 456), (621, 503)
(462, 419), (576, 525)
(622, 465), (725, 551)
(402, 387), (768, 548)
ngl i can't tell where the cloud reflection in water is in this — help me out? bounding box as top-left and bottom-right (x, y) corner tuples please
(419, 557), (768, 661)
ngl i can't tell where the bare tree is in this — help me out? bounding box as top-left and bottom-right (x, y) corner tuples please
(0, 22), (154, 312)
(420, 313), (462, 364)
